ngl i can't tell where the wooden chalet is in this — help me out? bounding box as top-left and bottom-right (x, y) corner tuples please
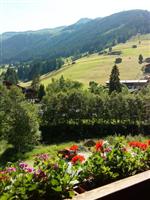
(2, 80), (36, 100)
(106, 80), (149, 91)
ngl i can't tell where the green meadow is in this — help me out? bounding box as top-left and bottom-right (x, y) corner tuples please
(21, 34), (150, 88)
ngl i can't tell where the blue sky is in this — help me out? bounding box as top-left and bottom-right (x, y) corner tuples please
(0, 0), (150, 33)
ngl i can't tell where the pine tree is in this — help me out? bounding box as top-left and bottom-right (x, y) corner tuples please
(4, 67), (18, 84)
(109, 65), (122, 94)
(109, 46), (112, 53)
(38, 84), (46, 101)
(138, 54), (143, 64)
(31, 75), (40, 91)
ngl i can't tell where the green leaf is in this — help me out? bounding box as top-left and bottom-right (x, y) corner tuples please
(68, 190), (75, 198)
(52, 186), (62, 192)
(51, 179), (59, 186)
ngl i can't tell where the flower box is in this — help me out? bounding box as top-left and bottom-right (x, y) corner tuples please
(1, 138), (150, 200)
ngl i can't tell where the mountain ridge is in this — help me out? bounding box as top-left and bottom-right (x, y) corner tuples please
(0, 9), (150, 64)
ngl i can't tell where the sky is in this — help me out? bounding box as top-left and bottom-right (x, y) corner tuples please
(0, 0), (150, 33)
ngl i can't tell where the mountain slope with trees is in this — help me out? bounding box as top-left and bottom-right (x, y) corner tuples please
(0, 10), (150, 64)
(26, 34), (149, 87)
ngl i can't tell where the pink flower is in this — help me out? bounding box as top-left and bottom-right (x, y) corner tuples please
(25, 167), (34, 173)
(104, 147), (112, 152)
(6, 167), (16, 173)
(36, 154), (49, 161)
(53, 163), (59, 170)
(121, 147), (128, 152)
(0, 170), (7, 174)
(34, 170), (47, 179)
(19, 162), (28, 169)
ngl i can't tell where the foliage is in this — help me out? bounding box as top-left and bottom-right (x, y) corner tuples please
(132, 45), (137, 48)
(46, 76), (83, 95)
(38, 84), (46, 101)
(0, 154), (82, 199)
(56, 57), (65, 70)
(109, 65), (122, 94)
(42, 77), (150, 128)
(109, 47), (112, 53)
(89, 81), (107, 95)
(138, 54), (144, 64)
(17, 58), (64, 81)
(4, 67), (18, 84)
(0, 85), (10, 137)
(115, 57), (122, 64)
(31, 75), (40, 91)
(0, 85), (41, 152)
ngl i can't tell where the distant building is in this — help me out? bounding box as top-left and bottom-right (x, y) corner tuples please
(144, 57), (150, 63)
(2, 80), (37, 101)
(144, 63), (150, 73)
(106, 80), (149, 91)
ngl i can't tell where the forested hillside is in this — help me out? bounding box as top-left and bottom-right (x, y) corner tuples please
(0, 10), (150, 64)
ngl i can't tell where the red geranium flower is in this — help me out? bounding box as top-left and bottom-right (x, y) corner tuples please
(128, 141), (148, 150)
(146, 140), (150, 146)
(95, 140), (104, 151)
(71, 155), (85, 164)
(69, 145), (78, 151)
(141, 143), (148, 150)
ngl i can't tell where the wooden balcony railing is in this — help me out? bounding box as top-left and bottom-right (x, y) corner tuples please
(70, 170), (150, 200)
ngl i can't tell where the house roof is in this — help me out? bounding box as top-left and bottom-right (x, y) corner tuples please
(106, 80), (148, 84)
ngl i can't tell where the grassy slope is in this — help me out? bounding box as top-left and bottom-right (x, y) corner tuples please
(21, 34), (150, 87)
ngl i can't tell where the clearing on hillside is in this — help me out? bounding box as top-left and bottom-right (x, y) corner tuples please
(22, 34), (150, 87)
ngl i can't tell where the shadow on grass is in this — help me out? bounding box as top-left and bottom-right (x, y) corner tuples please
(0, 147), (29, 167)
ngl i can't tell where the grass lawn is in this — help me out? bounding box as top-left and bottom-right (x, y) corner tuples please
(24, 141), (78, 165)
(0, 140), (79, 166)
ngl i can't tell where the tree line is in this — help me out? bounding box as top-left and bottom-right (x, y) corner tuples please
(0, 67), (150, 152)
(42, 77), (150, 127)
